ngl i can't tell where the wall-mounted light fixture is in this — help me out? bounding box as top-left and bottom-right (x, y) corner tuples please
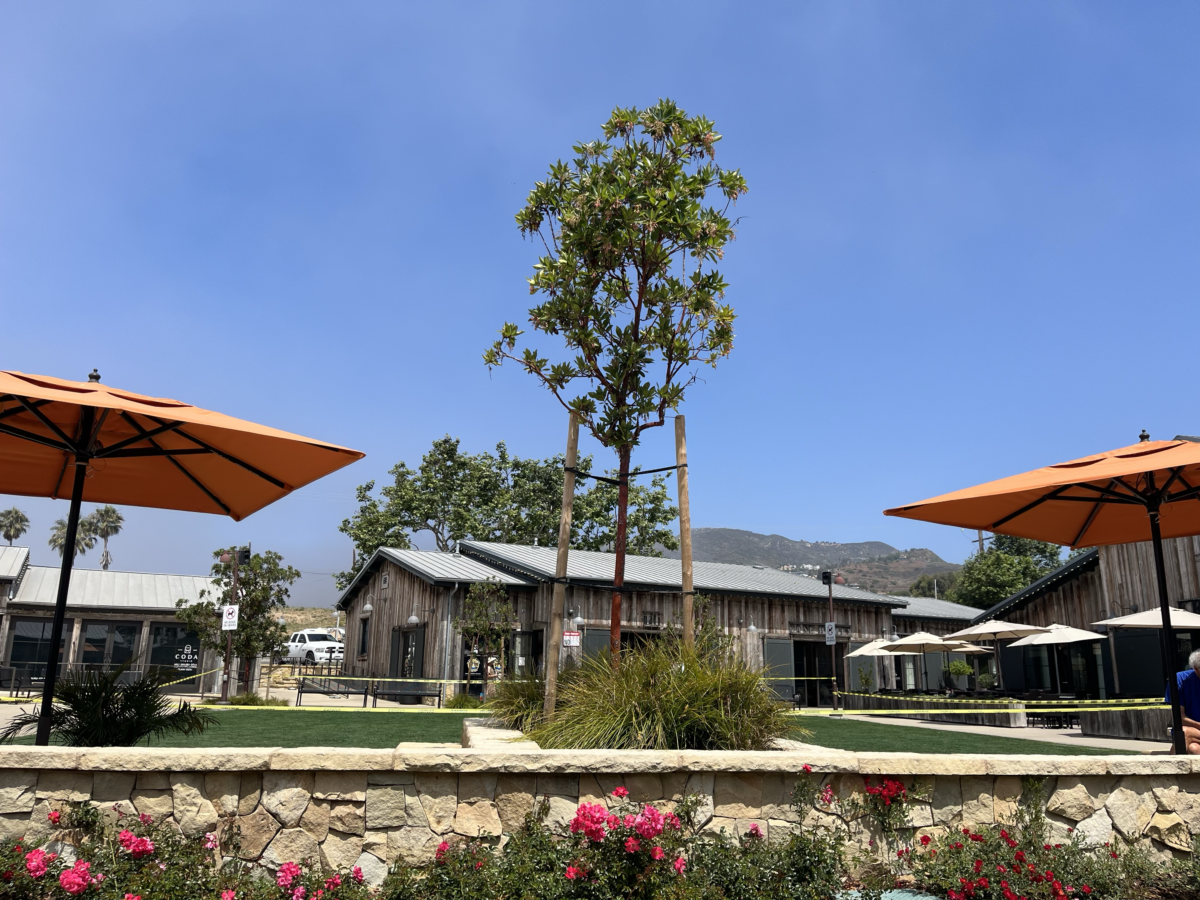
(362, 595), (375, 614)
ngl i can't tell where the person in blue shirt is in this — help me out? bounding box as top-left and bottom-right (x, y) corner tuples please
(1167, 649), (1200, 755)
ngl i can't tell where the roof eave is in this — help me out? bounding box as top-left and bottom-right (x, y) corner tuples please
(969, 548), (1100, 625)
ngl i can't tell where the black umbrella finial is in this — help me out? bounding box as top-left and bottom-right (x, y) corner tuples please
(88, 369), (101, 383)
(1139, 429), (1150, 442)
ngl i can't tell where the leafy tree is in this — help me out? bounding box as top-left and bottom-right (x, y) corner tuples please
(954, 550), (1044, 610)
(0, 508), (29, 546)
(336, 437), (679, 588)
(86, 505), (124, 571)
(907, 571), (961, 602)
(454, 580), (517, 699)
(175, 547), (299, 691)
(49, 516), (97, 559)
(990, 534), (1061, 572)
(485, 100), (743, 654)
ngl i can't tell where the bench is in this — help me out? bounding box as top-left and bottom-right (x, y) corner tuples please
(372, 679), (442, 708)
(296, 675), (369, 707)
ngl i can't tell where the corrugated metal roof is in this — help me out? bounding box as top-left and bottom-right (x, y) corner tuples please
(891, 595), (978, 621)
(378, 548), (536, 587)
(11, 566), (217, 611)
(970, 548), (1100, 625)
(458, 541), (904, 607)
(0, 547), (28, 580)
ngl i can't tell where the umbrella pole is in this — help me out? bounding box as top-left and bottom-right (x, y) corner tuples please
(35, 454), (90, 746)
(994, 642), (1004, 691)
(1149, 508), (1186, 755)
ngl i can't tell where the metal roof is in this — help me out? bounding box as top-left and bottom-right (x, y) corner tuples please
(11, 566), (217, 612)
(891, 595), (979, 621)
(335, 546), (535, 609)
(969, 548), (1100, 625)
(0, 547), (28, 581)
(458, 542), (905, 607)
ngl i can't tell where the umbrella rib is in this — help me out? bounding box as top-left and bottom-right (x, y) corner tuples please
(0, 396), (52, 423)
(0, 421), (74, 453)
(13, 394), (78, 449)
(990, 485), (1072, 529)
(119, 413), (232, 516)
(150, 419), (288, 490)
(93, 419), (185, 457)
(1071, 496), (1106, 548)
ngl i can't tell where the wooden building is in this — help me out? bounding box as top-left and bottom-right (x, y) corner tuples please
(969, 537), (1200, 698)
(336, 541), (908, 706)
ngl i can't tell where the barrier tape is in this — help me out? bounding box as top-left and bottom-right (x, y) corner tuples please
(789, 703), (1169, 717)
(764, 677), (836, 682)
(268, 674), (476, 684)
(161, 667), (223, 689)
(205, 705), (477, 714)
(833, 691), (1162, 707)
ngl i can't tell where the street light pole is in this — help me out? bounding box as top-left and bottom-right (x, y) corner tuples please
(218, 550), (241, 705)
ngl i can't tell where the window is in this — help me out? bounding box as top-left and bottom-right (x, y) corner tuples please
(296, 635), (307, 644)
(358, 619), (370, 656)
(8, 618), (66, 671)
(642, 612), (662, 628)
(149, 624), (201, 675)
(78, 621), (139, 666)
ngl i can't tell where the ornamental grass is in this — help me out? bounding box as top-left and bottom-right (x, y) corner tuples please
(489, 625), (793, 751)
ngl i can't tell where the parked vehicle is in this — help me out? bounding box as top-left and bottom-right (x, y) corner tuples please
(282, 630), (344, 664)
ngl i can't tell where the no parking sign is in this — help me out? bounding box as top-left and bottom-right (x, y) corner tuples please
(221, 605), (239, 631)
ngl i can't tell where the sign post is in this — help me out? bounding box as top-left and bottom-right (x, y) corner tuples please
(821, 571), (838, 711)
(217, 547), (248, 705)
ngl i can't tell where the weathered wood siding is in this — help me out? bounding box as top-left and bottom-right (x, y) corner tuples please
(892, 616), (971, 637)
(1098, 536), (1200, 615)
(999, 567), (1107, 629)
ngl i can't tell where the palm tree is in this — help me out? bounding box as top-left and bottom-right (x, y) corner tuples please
(0, 508), (29, 546)
(87, 505), (124, 571)
(48, 517), (97, 559)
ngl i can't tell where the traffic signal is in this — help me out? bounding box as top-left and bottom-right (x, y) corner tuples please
(236, 548), (251, 566)
(821, 570), (832, 586)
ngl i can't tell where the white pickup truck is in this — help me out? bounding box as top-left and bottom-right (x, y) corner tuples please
(282, 629), (344, 664)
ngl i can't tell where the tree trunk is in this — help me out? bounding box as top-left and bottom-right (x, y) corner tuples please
(610, 445), (631, 665)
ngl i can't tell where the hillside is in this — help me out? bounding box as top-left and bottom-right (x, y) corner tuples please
(662, 528), (960, 595)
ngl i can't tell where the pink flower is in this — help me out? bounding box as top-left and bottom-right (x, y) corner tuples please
(625, 837), (641, 853)
(633, 804), (665, 839)
(25, 849), (49, 879)
(623, 814), (636, 828)
(125, 895), (141, 900)
(747, 823), (763, 839)
(204, 832), (220, 850)
(138, 813), (153, 825)
(565, 866), (582, 880)
(292, 888), (306, 900)
(802, 764), (812, 774)
(605, 814), (620, 829)
(323, 875), (342, 890)
(351, 866), (363, 884)
(664, 812), (682, 831)
(222, 892), (237, 900)
(651, 846), (665, 861)
(920, 835), (931, 846)
(612, 786), (629, 798)
(47, 810), (61, 825)
(569, 803), (610, 842)
(673, 857), (687, 875)
(118, 831), (155, 859)
(276, 861), (302, 888)
(59, 861), (97, 896)
(435, 841), (450, 863)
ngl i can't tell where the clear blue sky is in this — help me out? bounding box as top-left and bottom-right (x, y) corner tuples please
(2, 3), (1197, 606)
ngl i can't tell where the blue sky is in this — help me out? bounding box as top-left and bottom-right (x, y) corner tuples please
(2, 3), (1197, 606)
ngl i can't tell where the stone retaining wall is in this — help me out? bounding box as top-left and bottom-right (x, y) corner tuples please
(0, 736), (1195, 886)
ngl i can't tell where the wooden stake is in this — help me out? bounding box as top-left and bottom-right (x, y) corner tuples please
(675, 416), (694, 649)
(543, 411), (579, 717)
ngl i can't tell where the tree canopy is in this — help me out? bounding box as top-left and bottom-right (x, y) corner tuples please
(907, 570), (962, 602)
(336, 436), (679, 589)
(952, 534), (1064, 610)
(0, 508), (29, 546)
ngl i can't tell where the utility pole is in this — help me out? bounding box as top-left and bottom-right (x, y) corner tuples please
(675, 416), (694, 649)
(543, 412), (579, 717)
(822, 570), (838, 711)
(977, 530), (986, 555)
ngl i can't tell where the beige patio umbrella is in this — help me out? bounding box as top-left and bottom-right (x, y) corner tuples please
(847, 638), (918, 693)
(881, 632), (965, 690)
(944, 619), (1052, 690)
(945, 641), (994, 654)
(1092, 608), (1200, 629)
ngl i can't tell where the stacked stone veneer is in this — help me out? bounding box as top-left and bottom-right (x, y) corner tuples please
(0, 738), (1195, 886)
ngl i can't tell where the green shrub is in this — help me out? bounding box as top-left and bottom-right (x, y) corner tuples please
(201, 692), (289, 707)
(445, 691), (484, 710)
(491, 633), (791, 751)
(0, 663), (217, 747)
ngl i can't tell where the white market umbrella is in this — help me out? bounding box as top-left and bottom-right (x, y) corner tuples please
(944, 619), (1052, 690)
(945, 641), (993, 654)
(1009, 623), (1106, 647)
(848, 638), (917, 692)
(1092, 607), (1200, 629)
(881, 632), (965, 691)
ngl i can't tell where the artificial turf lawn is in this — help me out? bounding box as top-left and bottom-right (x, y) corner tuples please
(15, 710), (475, 748)
(791, 715), (1136, 755)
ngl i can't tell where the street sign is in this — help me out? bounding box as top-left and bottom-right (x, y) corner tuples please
(221, 605), (240, 631)
(562, 631), (581, 648)
(824, 622), (836, 646)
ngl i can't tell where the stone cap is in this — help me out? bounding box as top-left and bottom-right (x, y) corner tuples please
(0, 745), (1195, 775)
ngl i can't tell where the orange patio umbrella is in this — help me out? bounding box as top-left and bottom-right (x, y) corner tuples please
(884, 432), (1200, 754)
(0, 369), (364, 744)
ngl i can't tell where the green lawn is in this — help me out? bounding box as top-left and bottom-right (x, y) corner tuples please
(15, 710), (475, 748)
(791, 715), (1136, 755)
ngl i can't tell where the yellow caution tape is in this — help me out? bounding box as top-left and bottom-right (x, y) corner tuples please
(204, 704), (477, 713)
(790, 703), (1169, 717)
(160, 667), (223, 689)
(833, 691), (1163, 707)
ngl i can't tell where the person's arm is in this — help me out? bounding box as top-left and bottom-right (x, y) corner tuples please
(1182, 711), (1200, 729)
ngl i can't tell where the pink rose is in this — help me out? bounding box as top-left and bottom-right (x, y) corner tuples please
(565, 866), (582, 880)
(222, 892), (237, 900)
(673, 857), (687, 875)
(650, 846), (665, 861)
(204, 832), (219, 850)
(25, 849), (49, 879)
(802, 764), (813, 774)
(47, 810), (61, 825)
(624, 836), (640, 853)
(748, 823), (763, 839)
(125, 895), (141, 900)
(276, 861), (302, 888)
(351, 866), (363, 884)
(436, 841), (449, 863)
(138, 813), (153, 825)
(323, 875), (342, 890)
(59, 861), (97, 896)
(612, 786), (629, 798)
(292, 888), (306, 900)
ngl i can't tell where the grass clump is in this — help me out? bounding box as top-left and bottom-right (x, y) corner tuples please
(444, 691), (484, 710)
(201, 692), (289, 707)
(490, 618), (790, 750)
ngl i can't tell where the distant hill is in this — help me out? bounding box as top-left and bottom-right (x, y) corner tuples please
(662, 527), (961, 595)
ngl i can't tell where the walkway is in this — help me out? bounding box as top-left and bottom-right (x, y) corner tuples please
(852, 713), (1165, 754)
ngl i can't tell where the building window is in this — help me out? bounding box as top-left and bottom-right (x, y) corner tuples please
(642, 611), (662, 628)
(8, 618), (66, 673)
(78, 621), (140, 667)
(149, 624), (202, 677)
(359, 618), (370, 656)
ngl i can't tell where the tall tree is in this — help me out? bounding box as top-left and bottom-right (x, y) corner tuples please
(454, 579), (518, 699)
(175, 547), (299, 693)
(49, 517), (97, 559)
(907, 570), (961, 602)
(86, 505), (124, 571)
(485, 100), (743, 656)
(0, 508), (29, 546)
(573, 469), (679, 556)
